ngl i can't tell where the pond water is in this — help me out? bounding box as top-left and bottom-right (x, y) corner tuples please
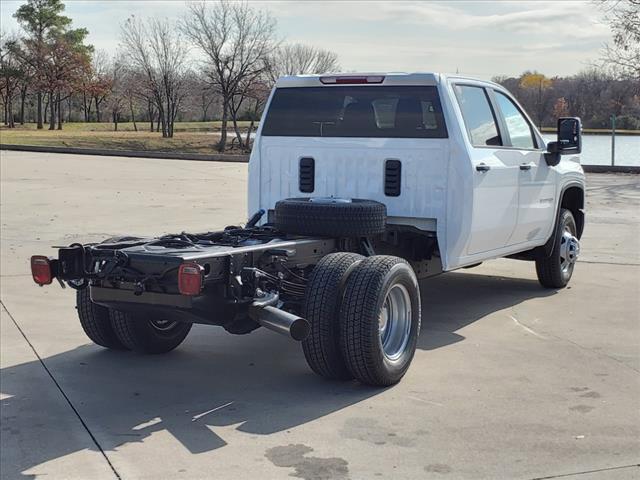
(543, 134), (639, 166)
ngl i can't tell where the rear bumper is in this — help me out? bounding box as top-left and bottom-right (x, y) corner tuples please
(91, 286), (192, 308)
(90, 285), (242, 326)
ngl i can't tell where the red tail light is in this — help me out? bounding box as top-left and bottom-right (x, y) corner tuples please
(178, 263), (204, 296)
(31, 256), (53, 286)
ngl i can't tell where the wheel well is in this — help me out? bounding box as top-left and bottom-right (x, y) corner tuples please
(561, 186), (585, 239)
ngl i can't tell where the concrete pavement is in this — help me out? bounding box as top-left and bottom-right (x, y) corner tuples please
(1, 151), (638, 479)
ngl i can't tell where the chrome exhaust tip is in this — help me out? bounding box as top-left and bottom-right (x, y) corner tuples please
(249, 304), (310, 341)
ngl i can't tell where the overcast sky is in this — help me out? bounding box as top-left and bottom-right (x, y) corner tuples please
(0, 0), (612, 79)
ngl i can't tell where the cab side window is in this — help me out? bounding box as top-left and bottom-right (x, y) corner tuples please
(454, 85), (501, 147)
(494, 92), (536, 149)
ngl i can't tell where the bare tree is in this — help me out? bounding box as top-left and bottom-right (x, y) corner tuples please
(91, 49), (111, 122)
(122, 67), (143, 131)
(227, 73), (259, 149)
(241, 79), (270, 148)
(124, 65), (160, 131)
(120, 16), (188, 137)
(40, 28), (92, 130)
(78, 49), (111, 122)
(180, 72), (220, 122)
(268, 43), (340, 83)
(600, 0), (640, 78)
(0, 33), (25, 127)
(181, 0), (278, 151)
(105, 55), (124, 131)
(195, 75), (219, 122)
(2, 32), (34, 125)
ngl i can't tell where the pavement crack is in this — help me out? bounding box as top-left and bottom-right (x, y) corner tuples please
(530, 463), (640, 479)
(0, 300), (122, 480)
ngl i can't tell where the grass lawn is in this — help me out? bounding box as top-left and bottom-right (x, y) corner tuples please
(3, 121), (253, 132)
(0, 122), (254, 154)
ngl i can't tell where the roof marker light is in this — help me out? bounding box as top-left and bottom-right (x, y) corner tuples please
(320, 75), (385, 85)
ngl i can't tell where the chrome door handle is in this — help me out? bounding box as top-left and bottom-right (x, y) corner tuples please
(519, 163), (532, 171)
(476, 163), (491, 172)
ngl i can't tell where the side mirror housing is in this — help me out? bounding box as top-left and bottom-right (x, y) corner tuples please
(545, 117), (582, 166)
(558, 117), (582, 154)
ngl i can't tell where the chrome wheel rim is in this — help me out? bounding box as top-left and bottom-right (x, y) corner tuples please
(149, 319), (178, 332)
(379, 284), (412, 361)
(559, 227), (580, 275)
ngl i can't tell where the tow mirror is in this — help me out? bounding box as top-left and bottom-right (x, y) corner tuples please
(545, 117), (582, 166)
(558, 117), (582, 154)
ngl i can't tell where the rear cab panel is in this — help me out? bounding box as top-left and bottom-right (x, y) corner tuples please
(249, 73), (453, 265)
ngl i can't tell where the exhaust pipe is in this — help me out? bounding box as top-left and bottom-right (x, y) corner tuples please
(249, 304), (310, 341)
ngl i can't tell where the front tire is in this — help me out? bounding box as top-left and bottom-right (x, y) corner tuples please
(340, 256), (421, 387)
(110, 310), (192, 354)
(536, 209), (580, 289)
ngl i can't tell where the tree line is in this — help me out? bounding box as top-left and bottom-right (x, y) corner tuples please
(494, 70), (640, 130)
(0, 0), (340, 151)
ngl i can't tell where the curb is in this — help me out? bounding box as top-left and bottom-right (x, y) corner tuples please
(1, 144), (637, 173)
(582, 165), (639, 174)
(0, 144), (250, 163)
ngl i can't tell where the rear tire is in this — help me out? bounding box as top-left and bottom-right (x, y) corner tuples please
(76, 289), (127, 350)
(302, 252), (364, 380)
(536, 209), (580, 289)
(340, 256), (421, 387)
(110, 310), (192, 354)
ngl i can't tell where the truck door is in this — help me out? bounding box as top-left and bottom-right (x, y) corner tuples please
(490, 90), (557, 245)
(453, 84), (520, 255)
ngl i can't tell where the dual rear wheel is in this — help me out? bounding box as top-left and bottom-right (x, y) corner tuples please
(303, 253), (421, 387)
(76, 289), (191, 354)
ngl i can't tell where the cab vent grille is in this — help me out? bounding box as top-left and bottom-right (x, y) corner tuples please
(384, 159), (401, 196)
(299, 157), (315, 193)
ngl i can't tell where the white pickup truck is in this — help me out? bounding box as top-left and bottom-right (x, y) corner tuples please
(32, 72), (585, 387)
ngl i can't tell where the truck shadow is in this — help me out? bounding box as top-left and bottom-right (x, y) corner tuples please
(2, 271), (555, 478)
(417, 270), (556, 350)
(1, 327), (380, 479)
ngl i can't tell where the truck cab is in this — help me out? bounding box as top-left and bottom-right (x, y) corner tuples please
(248, 72), (585, 272)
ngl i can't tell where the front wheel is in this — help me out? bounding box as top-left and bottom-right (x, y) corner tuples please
(536, 208), (580, 289)
(339, 256), (421, 387)
(110, 310), (192, 354)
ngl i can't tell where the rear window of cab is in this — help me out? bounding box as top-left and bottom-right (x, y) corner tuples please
(262, 86), (448, 138)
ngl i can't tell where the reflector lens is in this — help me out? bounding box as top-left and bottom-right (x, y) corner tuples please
(178, 263), (204, 296)
(31, 256), (53, 285)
